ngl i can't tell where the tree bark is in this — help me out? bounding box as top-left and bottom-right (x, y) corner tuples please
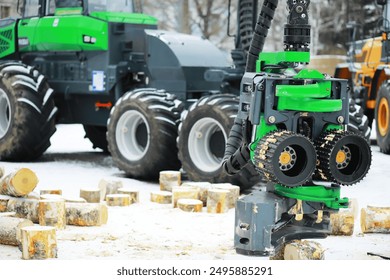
(65, 203), (108, 226)
(182, 182), (212, 206)
(0, 168), (38, 197)
(361, 206), (390, 233)
(0, 194), (10, 212)
(0, 217), (33, 246)
(150, 191), (172, 204)
(177, 199), (203, 213)
(159, 170), (181, 192)
(117, 188), (139, 204)
(21, 226), (57, 260)
(80, 188), (101, 203)
(7, 197), (39, 223)
(212, 183), (240, 209)
(106, 194), (131, 207)
(273, 240), (325, 260)
(172, 187), (199, 208)
(207, 189), (230, 214)
(38, 199), (66, 230)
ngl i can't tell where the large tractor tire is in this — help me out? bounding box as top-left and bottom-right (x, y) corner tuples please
(177, 94), (261, 190)
(348, 98), (371, 141)
(107, 88), (183, 179)
(83, 125), (108, 152)
(375, 81), (390, 154)
(0, 62), (57, 161)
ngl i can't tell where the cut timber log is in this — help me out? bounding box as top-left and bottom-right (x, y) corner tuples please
(98, 179), (123, 200)
(26, 192), (40, 200)
(182, 182), (212, 206)
(40, 189), (62, 195)
(21, 226), (57, 260)
(118, 188), (139, 204)
(207, 189), (230, 214)
(0, 168), (39, 197)
(66, 203), (108, 226)
(177, 199), (203, 213)
(361, 206), (390, 233)
(159, 170), (181, 191)
(38, 199), (66, 230)
(0, 217), (33, 246)
(150, 191), (172, 204)
(172, 187), (199, 208)
(283, 240), (325, 260)
(0, 166), (4, 178)
(0, 194), (10, 212)
(212, 183), (240, 209)
(7, 198), (39, 223)
(106, 194), (131, 207)
(80, 188), (101, 203)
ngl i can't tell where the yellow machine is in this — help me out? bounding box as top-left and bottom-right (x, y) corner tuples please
(335, 1), (390, 153)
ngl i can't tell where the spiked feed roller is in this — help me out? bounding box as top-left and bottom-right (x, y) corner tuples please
(224, 0), (372, 256)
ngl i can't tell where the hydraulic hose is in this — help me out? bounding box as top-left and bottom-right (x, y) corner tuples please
(223, 0), (279, 176)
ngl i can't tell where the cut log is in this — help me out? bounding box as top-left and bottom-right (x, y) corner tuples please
(98, 179), (123, 200)
(330, 211), (354, 236)
(21, 226), (57, 260)
(211, 183), (240, 209)
(159, 170), (181, 192)
(0, 212), (16, 217)
(0, 194), (10, 212)
(177, 199), (203, 213)
(0, 217), (34, 246)
(118, 188), (139, 204)
(172, 187), (199, 208)
(150, 191), (172, 204)
(0, 168), (39, 197)
(361, 206), (390, 233)
(66, 203), (108, 226)
(106, 194), (131, 207)
(80, 188), (101, 203)
(40, 189), (62, 195)
(38, 199), (66, 230)
(7, 198), (39, 223)
(207, 189), (230, 214)
(283, 240), (325, 260)
(182, 182), (212, 206)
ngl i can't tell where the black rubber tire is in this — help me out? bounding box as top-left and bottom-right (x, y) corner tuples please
(375, 81), (390, 154)
(348, 98), (371, 141)
(107, 88), (183, 179)
(0, 62), (57, 161)
(83, 125), (108, 152)
(177, 94), (261, 190)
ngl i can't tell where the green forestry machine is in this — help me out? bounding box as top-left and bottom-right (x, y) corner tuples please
(223, 0), (372, 255)
(0, 0), (262, 188)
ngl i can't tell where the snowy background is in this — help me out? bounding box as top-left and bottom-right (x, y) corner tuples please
(0, 124), (389, 260)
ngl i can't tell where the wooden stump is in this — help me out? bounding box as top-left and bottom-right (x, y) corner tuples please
(150, 191), (172, 204)
(118, 188), (139, 204)
(66, 203), (108, 226)
(106, 194), (131, 207)
(40, 189), (62, 196)
(0, 217), (34, 246)
(283, 240), (325, 260)
(212, 183), (240, 209)
(207, 189), (230, 214)
(38, 199), (66, 230)
(98, 179), (123, 200)
(7, 198), (39, 223)
(182, 182), (212, 206)
(330, 211), (355, 236)
(159, 170), (181, 191)
(0, 194), (10, 212)
(21, 226), (57, 260)
(80, 188), (101, 203)
(172, 187), (199, 208)
(361, 206), (390, 233)
(177, 199), (203, 213)
(0, 168), (39, 197)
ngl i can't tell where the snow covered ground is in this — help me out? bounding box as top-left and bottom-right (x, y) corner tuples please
(0, 124), (390, 260)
